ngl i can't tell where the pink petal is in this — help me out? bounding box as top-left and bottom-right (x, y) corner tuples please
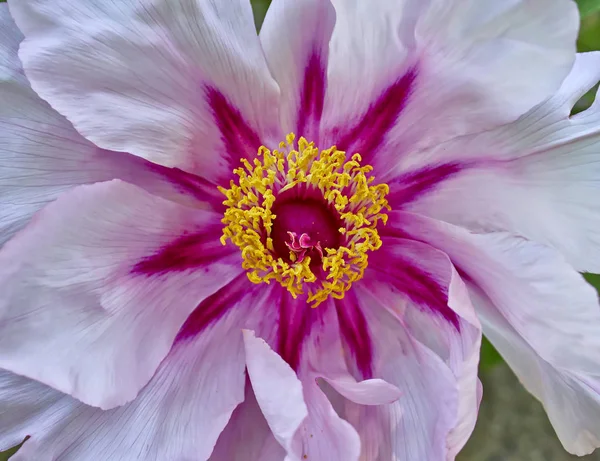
(0, 5), (221, 245)
(260, 0), (335, 142)
(209, 384), (286, 461)
(396, 210), (600, 455)
(322, 0), (577, 173)
(244, 330), (362, 461)
(0, 179), (241, 410)
(407, 52), (600, 273)
(243, 330), (308, 455)
(8, 0), (281, 177)
(0, 307), (249, 460)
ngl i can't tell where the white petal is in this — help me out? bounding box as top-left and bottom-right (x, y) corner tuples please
(0, 4), (208, 246)
(397, 211), (600, 455)
(260, 0), (336, 140)
(0, 310), (248, 461)
(470, 287), (600, 456)
(8, 0), (281, 175)
(0, 180), (241, 410)
(322, 0), (577, 161)
(409, 52), (600, 272)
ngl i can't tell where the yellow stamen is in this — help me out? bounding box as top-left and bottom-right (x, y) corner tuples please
(219, 134), (390, 307)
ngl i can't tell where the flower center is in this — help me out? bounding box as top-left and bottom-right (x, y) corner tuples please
(219, 134), (390, 306)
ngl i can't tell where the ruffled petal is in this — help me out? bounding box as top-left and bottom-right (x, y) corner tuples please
(0, 301), (250, 460)
(8, 0), (281, 177)
(396, 210), (600, 455)
(0, 180), (241, 410)
(347, 236), (481, 459)
(322, 0), (578, 170)
(260, 0), (336, 142)
(244, 330), (362, 461)
(349, 286), (460, 461)
(405, 52), (600, 273)
(0, 4), (220, 246)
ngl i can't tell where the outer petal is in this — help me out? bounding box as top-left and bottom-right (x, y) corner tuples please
(0, 305), (249, 461)
(0, 180), (241, 410)
(244, 330), (362, 461)
(260, 0), (336, 141)
(8, 0), (281, 177)
(322, 0), (577, 168)
(0, 4), (221, 246)
(407, 52), (600, 273)
(396, 211), (600, 455)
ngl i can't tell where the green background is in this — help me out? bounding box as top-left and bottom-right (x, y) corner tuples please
(0, 0), (600, 459)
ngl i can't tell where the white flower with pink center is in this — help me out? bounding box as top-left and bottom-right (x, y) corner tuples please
(0, 0), (599, 459)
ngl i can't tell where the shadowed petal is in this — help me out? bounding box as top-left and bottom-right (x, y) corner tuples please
(396, 210), (600, 455)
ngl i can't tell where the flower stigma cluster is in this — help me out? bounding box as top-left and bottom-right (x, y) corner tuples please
(219, 134), (390, 306)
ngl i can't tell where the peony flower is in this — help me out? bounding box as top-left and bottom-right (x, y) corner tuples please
(0, 0), (599, 459)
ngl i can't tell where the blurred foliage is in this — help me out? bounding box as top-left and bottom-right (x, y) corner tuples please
(578, 0), (600, 18)
(479, 337), (504, 371)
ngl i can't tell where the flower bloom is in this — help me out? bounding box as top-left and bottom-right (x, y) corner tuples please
(0, 0), (599, 459)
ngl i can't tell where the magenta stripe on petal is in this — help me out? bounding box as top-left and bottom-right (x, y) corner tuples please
(277, 290), (315, 371)
(206, 86), (262, 169)
(296, 52), (327, 142)
(370, 244), (461, 330)
(146, 163), (225, 210)
(335, 293), (374, 379)
(132, 224), (234, 275)
(387, 162), (468, 208)
(336, 68), (417, 163)
(175, 273), (250, 342)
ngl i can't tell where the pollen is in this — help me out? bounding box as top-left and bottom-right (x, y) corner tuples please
(218, 134), (390, 307)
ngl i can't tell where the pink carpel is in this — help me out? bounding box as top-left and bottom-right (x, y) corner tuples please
(285, 231), (324, 263)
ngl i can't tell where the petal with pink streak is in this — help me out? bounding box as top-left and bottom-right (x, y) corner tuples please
(276, 289), (316, 372)
(0, 305), (250, 461)
(352, 237), (481, 459)
(8, 0), (281, 178)
(322, 0), (577, 174)
(348, 285), (461, 461)
(244, 330), (362, 461)
(0, 4), (222, 246)
(0, 179), (242, 410)
(396, 210), (600, 455)
(260, 0), (336, 142)
(407, 52), (600, 273)
(302, 302), (402, 407)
